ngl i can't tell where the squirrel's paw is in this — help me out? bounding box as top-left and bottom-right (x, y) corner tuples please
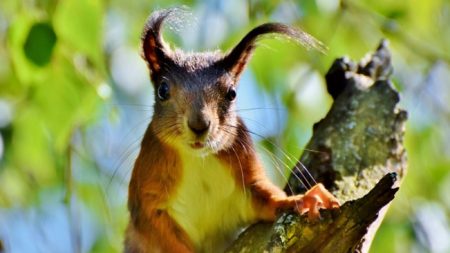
(297, 183), (340, 220)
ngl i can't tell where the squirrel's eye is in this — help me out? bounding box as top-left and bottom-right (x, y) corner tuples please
(226, 88), (236, 101)
(157, 81), (170, 101)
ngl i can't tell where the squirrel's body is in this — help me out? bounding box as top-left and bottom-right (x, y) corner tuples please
(125, 8), (339, 253)
(167, 139), (255, 250)
(126, 119), (283, 252)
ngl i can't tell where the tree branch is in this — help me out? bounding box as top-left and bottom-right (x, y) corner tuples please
(226, 40), (407, 252)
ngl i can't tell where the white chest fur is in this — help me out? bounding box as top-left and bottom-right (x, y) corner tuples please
(166, 152), (256, 252)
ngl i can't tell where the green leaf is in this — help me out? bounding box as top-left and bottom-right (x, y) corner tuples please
(8, 13), (48, 85)
(54, 0), (104, 66)
(32, 56), (99, 152)
(23, 22), (57, 67)
(11, 107), (56, 185)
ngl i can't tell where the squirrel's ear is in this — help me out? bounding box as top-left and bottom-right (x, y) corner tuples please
(141, 9), (175, 74)
(222, 23), (326, 80)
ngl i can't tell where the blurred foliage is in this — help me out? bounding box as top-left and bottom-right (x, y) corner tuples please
(0, 0), (449, 252)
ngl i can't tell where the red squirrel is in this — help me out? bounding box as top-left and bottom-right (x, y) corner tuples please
(125, 8), (340, 253)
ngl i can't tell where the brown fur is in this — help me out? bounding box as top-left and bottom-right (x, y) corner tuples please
(125, 8), (339, 253)
(216, 119), (305, 221)
(125, 124), (193, 253)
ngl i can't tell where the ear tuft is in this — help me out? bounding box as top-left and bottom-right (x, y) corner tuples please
(141, 8), (179, 73)
(222, 23), (327, 79)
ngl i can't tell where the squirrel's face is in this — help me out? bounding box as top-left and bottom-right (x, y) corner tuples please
(150, 52), (240, 154)
(141, 9), (324, 154)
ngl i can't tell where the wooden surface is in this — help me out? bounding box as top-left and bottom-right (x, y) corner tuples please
(226, 40), (407, 253)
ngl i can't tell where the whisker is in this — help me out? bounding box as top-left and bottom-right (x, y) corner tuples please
(257, 143), (310, 191)
(118, 122), (182, 185)
(230, 146), (248, 198)
(107, 134), (144, 190)
(222, 123), (316, 189)
(257, 145), (303, 209)
(111, 117), (181, 189)
(303, 148), (328, 155)
(235, 117), (321, 186)
(219, 125), (309, 192)
(107, 116), (154, 190)
(232, 107), (284, 113)
(219, 125), (302, 208)
(238, 115), (325, 157)
(296, 160), (317, 185)
(109, 103), (153, 108)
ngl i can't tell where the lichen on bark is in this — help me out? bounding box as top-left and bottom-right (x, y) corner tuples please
(226, 40), (407, 253)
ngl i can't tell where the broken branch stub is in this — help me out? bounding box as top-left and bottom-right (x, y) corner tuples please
(226, 40), (407, 253)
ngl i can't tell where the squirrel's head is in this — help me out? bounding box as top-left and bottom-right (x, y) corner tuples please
(142, 8), (324, 155)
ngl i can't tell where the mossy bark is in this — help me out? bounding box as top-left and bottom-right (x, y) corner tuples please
(226, 40), (407, 253)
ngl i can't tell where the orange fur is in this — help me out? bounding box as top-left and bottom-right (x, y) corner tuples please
(126, 125), (194, 253)
(125, 119), (339, 252)
(216, 120), (304, 221)
(126, 9), (339, 252)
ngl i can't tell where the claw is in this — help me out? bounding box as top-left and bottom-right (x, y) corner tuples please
(299, 183), (340, 220)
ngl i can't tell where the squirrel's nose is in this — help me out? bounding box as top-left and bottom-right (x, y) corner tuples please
(188, 117), (211, 136)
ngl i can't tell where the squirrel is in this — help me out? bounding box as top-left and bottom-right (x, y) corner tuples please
(124, 8), (340, 253)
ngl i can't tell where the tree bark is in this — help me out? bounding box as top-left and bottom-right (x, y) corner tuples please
(226, 40), (407, 253)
